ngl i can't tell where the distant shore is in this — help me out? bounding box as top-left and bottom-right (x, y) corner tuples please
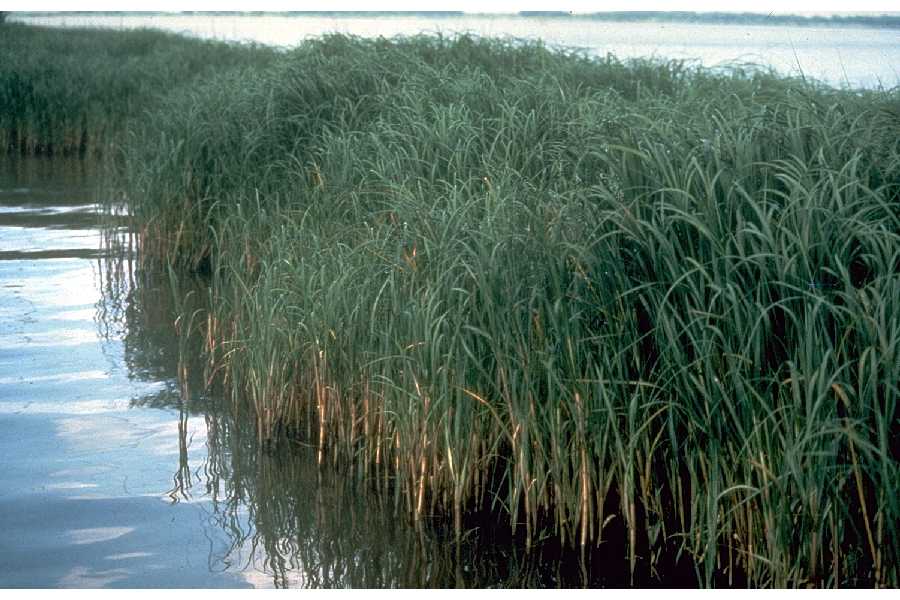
(8, 10), (900, 29)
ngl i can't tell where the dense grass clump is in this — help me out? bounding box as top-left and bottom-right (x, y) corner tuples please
(113, 33), (900, 587)
(0, 22), (278, 155)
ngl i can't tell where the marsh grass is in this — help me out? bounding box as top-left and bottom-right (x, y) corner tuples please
(115, 33), (900, 587)
(0, 22), (278, 156)
(10, 25), (896, 586)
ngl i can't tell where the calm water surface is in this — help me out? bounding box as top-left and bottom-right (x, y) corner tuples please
(0, 158), (253, 587)
(14, 13), (900, 89)
(0, 159), (607, 588)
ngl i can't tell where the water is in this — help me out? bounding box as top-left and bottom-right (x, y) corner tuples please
(0, 158), (245, 587)
(13, 13), (900, 89)
(0, 159), (613, 588)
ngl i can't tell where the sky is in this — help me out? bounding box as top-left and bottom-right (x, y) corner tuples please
(4, 1), (900, 15)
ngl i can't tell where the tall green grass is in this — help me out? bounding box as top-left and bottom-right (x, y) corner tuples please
(115, 33), (900, 586)
(97, 262), (609, 587)
(0, 22), (278, 156)
(8, 23), (896, 585)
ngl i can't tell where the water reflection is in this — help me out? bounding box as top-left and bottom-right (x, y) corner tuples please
(0, 158), (248, 588)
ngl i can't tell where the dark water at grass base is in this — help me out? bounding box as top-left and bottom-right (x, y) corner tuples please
(0, 157), (680, 588)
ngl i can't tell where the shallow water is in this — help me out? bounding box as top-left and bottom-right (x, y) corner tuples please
(14, 13), (900, 89)
(0, 159), (619, 588)
(0, 158), (251, 587)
